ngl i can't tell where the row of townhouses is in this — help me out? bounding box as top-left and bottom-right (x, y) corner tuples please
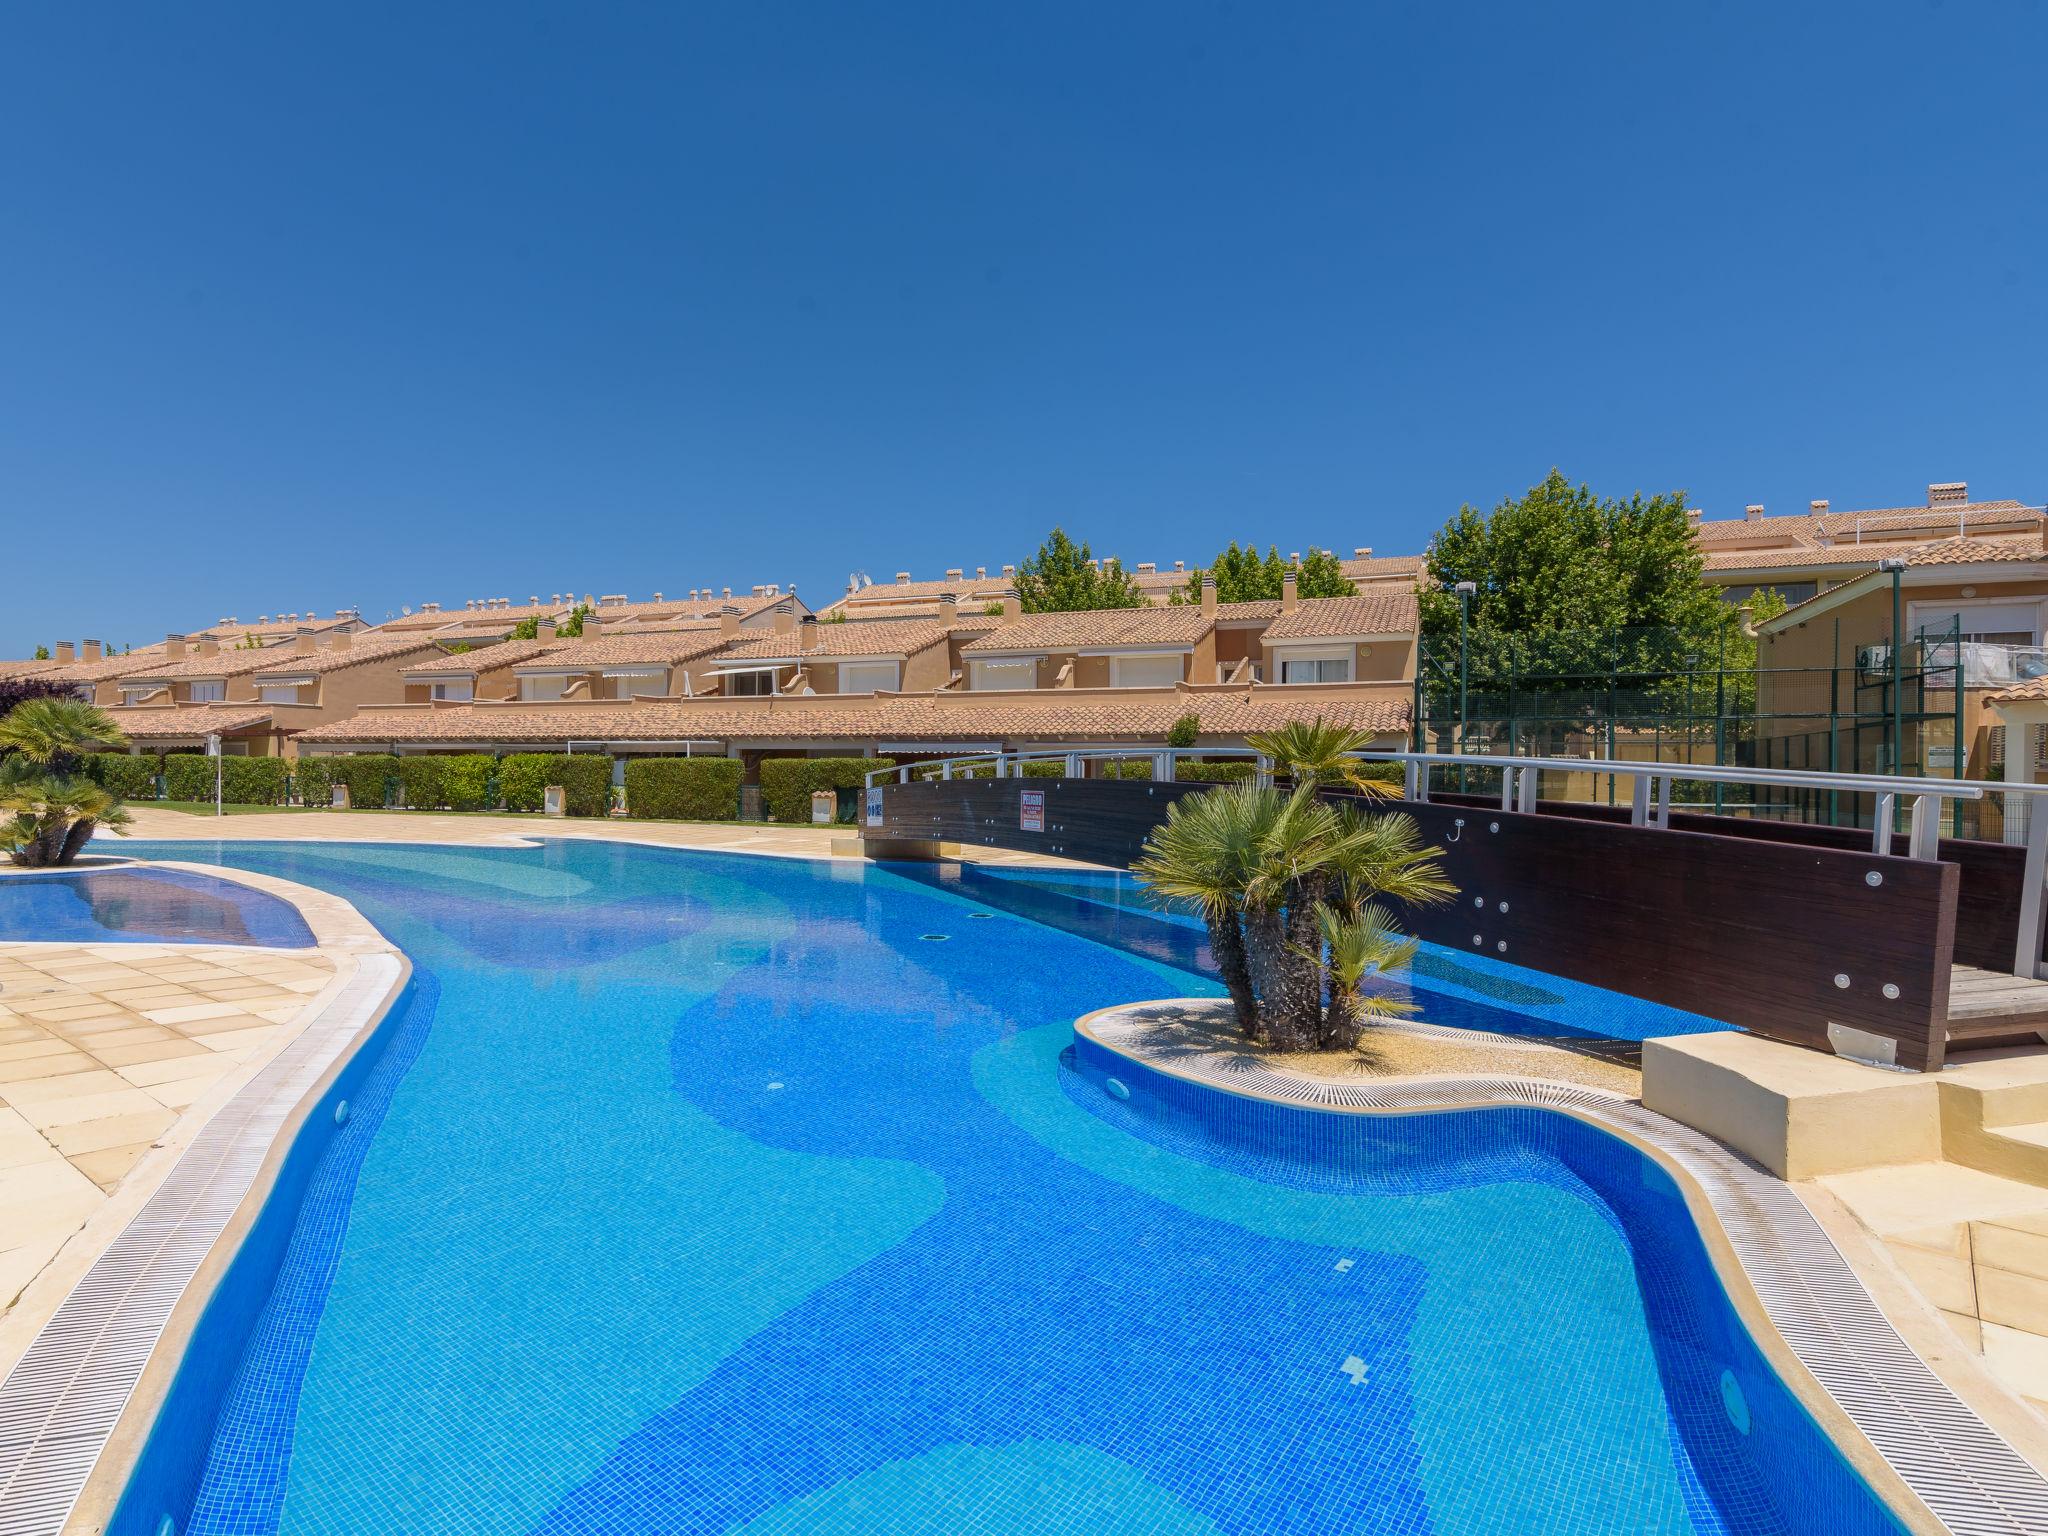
(4, 482), (2044, 785)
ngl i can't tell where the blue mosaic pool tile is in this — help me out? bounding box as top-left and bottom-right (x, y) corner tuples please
(0, 864), (315, 947)
(101, 840), (1902, 1536)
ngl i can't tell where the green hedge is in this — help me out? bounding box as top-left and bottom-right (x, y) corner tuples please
(1174, 759), (1256, 783)
(291, 757), (331, 807)
(294, 753), (398, 809)
(397, 753), (495, 811)
(162, 754), (289, 805)
(758, 757), (895, 823)
(497, 753), (611, 816)
(624, 757), (743, 821)
(85, 753), (161, 799)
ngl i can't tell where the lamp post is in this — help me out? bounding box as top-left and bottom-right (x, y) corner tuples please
(1879, 557), (1907, 783)
(1454, 580), (1477, 791)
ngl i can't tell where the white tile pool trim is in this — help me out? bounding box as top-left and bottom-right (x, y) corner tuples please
(1082, 1003), (2048, 1536)
(0, 944), (404, 1536)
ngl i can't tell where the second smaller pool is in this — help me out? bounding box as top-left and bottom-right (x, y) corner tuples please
(0, 866), (316, 948)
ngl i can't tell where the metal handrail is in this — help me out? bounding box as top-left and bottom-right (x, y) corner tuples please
(864, 745), (1263, 788)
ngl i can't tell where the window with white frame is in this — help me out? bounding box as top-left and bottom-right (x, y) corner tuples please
(521, 675), (569, 701)
(837, 660), (900, 694)
(1108, 653), (1183, 689)
(1277, 648), (1354, 685)
(257, 683), (302, 704)
(120, 686), (160, 705)
(971, 658), (1037, 691)
(186, 679), (226, 702)
(429, 679), (473, 702)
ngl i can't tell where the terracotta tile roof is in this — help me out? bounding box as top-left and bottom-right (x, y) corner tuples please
(297, 685), (1410, 746)
(401, 638), (577, 676)
(1986, 677), (2048, 706)
(513, 626), (729, 669)
(376, 602), (571, 633)
(1342, 554), (1427, 581)
(124, 634), (441, 682)
(840, 577), (1014, 605)
(185, 615), (359, 641)
(1819, 502), (2036, 538)
(961, 608), (1214, 654)
(103, 703), (282, 737)
(22, 643), (175, 686)
(721, 619), (958, 660)
(1692, 515), (1827, 545)
(1261, 592), (1419, 640)
(1701, 545), (1895, 572)
(1902, 535), (2043, 567)
(0, 658), (62, 682)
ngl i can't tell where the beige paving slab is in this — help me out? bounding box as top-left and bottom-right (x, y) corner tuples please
(13, 1086), (177, 1132)
(67, 1144), (153, 1191)
(42, 1108), (176, 1158)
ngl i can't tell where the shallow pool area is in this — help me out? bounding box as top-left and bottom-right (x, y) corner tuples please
(0, 865), (315, 949)
(88, 838), (1896, 1536)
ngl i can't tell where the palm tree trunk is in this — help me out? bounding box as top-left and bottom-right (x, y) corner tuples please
(1242, 905), (1296, 1046)
(1322, 988), (1360, 1050)
(57, 817), (96, 866)
(1203, 908), (1260, 1041)
(1281, 872), (1330, 1048)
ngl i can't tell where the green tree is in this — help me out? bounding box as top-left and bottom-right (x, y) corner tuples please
(1417, 470), (1722, 642)
(32, 645), (48, 661)
(1014, 529), (1146, 613)
(0, 699), (133, 867)
(1178, 543), (1356, 603)
(512, 603), (593, 641)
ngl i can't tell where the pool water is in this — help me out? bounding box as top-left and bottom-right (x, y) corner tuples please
(109, 840), (1893, 1536)
(0, 866), (314, 948)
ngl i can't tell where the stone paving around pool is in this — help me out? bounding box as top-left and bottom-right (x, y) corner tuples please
(0, 944), (335, 1320)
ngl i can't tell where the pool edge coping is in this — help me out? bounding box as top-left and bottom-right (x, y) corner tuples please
(0, 865), (410, 1536)
(1077, 999), (2048, 1536)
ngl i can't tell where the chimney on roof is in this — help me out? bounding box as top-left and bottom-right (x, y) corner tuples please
(1198, 570), (1216, 616)
(896, 572), (911, 585)
(293, 628), (317, 654)
(165, 632), (187, 660)
(195, 636), (219, 657)
(1930, 481), (1968, 507)
(1000, 588), (1022, 625)
(719, 604), (741, 639)
(1282, 570), (1299, 613)
(82, 640), (102, 662)
(800, 611), (821, 651)
(1000, 563), (1015, 578)
(1288, 551), (1300, 564)
(722, 586), (732, 600)
(938, 591), (960, 623)
(536, 619), (558, 642)
(945, 567), (963, 581)
(651, 591), (663, 603)
(1136, 562), (1156, 575)
(975, 566), (986, 580)
(1745, 504), (1765, 521)
(773, 599), (796, 636)
(1810, 500), (1830, 516)
(330, 629), (353, 651)
(1173, 560), (1185, 573)
(1354, 547), (1372, 559)
(54, 641), (74, 663)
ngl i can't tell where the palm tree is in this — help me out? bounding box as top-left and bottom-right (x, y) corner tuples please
(1134, 782), (1453, 1052)
(0, 698), (132, 867)
(1310, 903), (1421, 1049)
(0, 697), (126, 773)
(1244, 719), (1396, 797)
(0, 770), (133, 867)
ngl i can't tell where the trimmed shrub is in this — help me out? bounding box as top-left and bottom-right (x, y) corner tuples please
(395, 753), (494, 811)
(1174, 759), (1256, 783)
(292, 757), (331, 808)
(85, 753), (161, 800)
(624, 757), (743, 821)
(315, 753), (401, 809)
(442, 754), (494, 811)
(758, 757), (895, 823)
(162, 754), (289, 805)
(1165, 712), (1200, 749)
(498, 753), (610, 816)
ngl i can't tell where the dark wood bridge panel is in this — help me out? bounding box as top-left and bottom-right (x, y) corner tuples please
(870, 778), (1962, 1070)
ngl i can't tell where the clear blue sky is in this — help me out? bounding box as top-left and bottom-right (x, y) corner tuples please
(4, 2), (2044, 654)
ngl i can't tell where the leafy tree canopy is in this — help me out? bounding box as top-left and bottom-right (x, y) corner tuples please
(1015, 529), (1146, 613)
(32, 645), (49, 661)
(1417, 470), (1727, 643)
(1176, 544), (1356, 604)
(512, 603), (594, 641)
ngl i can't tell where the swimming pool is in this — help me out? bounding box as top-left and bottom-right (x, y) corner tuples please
(102, 839), (1894, 1535)
(0, 866), (315, 948)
